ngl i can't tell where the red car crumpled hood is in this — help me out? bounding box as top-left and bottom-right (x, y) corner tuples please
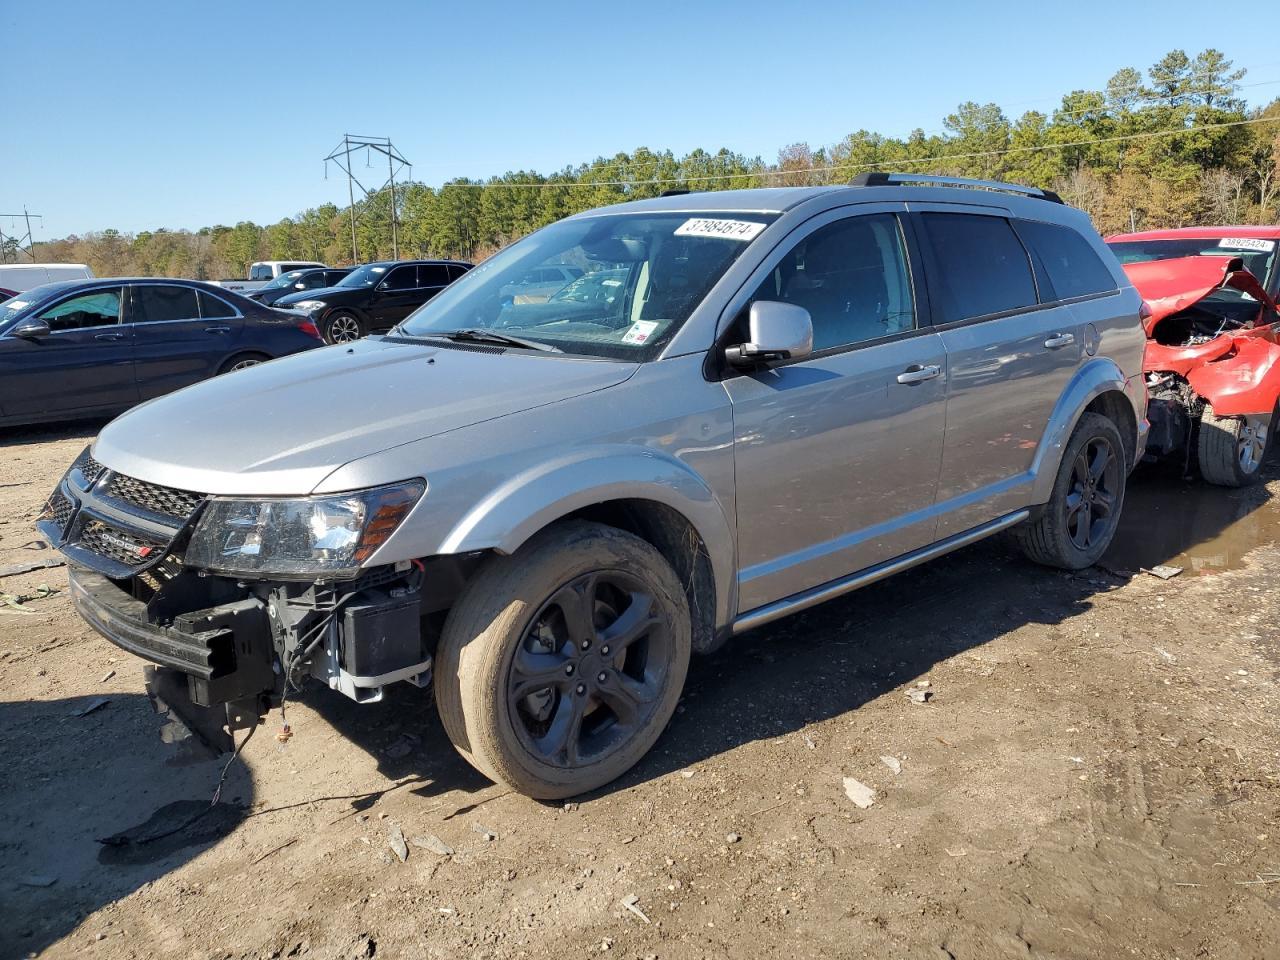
(1122, 255), (1279, 333)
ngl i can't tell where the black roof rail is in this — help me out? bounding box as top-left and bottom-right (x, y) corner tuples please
(848, 171), (1063, 204)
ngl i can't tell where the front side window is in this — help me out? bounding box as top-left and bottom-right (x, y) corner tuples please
(1017, 220), (1117, 300)
(921, 213), (1037, 323)
(746, 214), (915, 352)
(399, 211), (776, 359)
(250, 264), (273, 281)
(38, 288), (122, 331)
(132, 285), (200, 323)
(381, 265), (418, 290)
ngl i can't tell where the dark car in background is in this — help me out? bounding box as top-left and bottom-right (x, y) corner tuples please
(276, 259), (472, 343)
(0, 278), (324, 427)
(246, 267), (354, 306)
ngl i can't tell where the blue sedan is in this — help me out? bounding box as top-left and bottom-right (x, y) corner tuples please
(0, 278), (325, 427)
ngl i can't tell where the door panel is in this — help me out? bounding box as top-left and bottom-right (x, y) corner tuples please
(368, 265), (425, 330)
(0, 287), (136, 417)
(911, 209), (1085, 535)
(728, 333), (948, 611)
(129, 284), (241, 399)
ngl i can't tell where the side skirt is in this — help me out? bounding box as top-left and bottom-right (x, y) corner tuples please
(730, 509), (1030, 635)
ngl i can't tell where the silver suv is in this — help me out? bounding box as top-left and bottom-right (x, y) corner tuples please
(40, 175), (1148, 798)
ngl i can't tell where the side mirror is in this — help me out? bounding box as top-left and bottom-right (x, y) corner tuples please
(725, 301), (813, 367)
(12, 319), (51, 339)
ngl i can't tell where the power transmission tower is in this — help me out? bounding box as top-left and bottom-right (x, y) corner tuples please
(0, 208), (43, 263)
(323, 135), (411, 263)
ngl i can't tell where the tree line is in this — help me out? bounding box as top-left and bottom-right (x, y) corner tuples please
(25, 48), (1280, 280)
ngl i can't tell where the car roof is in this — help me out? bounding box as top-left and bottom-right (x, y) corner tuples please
(582, 186), (844, 216)
(1107, 226), (1280, 242)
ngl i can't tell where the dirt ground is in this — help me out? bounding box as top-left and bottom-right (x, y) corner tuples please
(1, 422), (1277, 960)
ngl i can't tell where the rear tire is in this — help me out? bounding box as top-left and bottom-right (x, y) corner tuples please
(434, 521), (691, 799)
(323, 311), (364, 344)
(1014, 412), (1126, 570)
(1197, 404), (1269, 487)
(218, 352), (269, 374)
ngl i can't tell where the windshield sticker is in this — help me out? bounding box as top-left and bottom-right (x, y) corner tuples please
(621, 320), (659, 345)
(1218, 237), (1276, 252)
(674, 218), (766, 242)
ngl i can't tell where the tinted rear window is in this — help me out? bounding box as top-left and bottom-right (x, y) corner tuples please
(1017, 219), (1117, 300)
(420, 264), (451, 287)
(199, 291), (237, 319)
(133, 285), (199, 323)
(920, 213), (1037, 323)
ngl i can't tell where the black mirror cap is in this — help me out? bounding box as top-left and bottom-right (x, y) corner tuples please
(13, 319), (51, 339)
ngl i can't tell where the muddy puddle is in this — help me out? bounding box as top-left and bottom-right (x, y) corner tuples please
(1104, 467), (1279, 576)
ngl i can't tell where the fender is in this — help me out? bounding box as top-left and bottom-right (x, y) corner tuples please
(1186, 336), (1280, 417)
(437, 446), (737, 629)
(1029, 356), (1140, 504)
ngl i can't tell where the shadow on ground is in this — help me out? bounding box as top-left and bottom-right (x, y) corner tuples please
(0, 693), (254, 960)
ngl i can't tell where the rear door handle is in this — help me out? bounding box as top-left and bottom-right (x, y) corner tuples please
(94, 332), (125, 341)
(1043, 332), (1076, 349)
(896, 364), (941, 385)
(204, 325), (231, 334)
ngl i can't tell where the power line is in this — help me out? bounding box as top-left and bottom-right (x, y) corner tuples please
(427, 114), (1280, 192)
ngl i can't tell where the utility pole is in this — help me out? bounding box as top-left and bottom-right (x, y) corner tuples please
(0, 208), (43, 263)
(323, 135), (411, 265)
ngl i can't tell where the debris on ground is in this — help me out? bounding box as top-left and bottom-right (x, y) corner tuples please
(880, 755), (903, 775)
(70, 697), (109, 718)
(383, 733), (419, 759)
(411, 834), (453, 856)
(0, 584), (58, 614)
(1145, 564), (1184, 580)
(388, 824), (408, 863)
(726, 832), (741, 843)
(906, 686), (933, 704)
(802, 733), (817, 750)
(471, 824), (498, 841)
(100, 669), (115, 683)
(1155, 647), (1177, 663)
(842, 777), (877, 809)
(0, 557), (64, 578)
(621, 894), (651, 924)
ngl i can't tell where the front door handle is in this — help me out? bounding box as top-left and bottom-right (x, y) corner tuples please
(1044, 332), (1076, 350)
(896, 364), (941, 385)
(94, 332), (125, 341)
(204, 325), (231, 334)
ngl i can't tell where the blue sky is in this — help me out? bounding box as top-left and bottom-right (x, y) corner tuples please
(4, 0), (1279, 237)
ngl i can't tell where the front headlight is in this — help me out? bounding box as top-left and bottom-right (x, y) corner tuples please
(184, 480), (424, 578)
(292, 299), (328, 312)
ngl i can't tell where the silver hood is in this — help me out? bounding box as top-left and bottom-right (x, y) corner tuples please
(93, 338), (637, 496)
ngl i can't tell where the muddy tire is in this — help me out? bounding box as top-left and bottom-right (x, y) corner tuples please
(1196, 405), (1269, 487)
(1014, 412), (1126, 570)
(434, 521), (691, 800)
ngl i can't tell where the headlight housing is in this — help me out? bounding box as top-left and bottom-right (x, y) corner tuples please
(291, 299), (328, 312)
(184, 480), (424, 579)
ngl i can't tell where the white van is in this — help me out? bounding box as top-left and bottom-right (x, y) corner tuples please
(0, 263), (95, 295)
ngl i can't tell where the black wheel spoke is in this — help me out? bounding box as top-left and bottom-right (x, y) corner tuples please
(510, 648), (569, 699)
(1087, 442), (1110, 482)
(1092, 488), (1115, 518)
(599, 593), (657, 651)
(596, 673), (655, 727)
(536, 691), (587, 764)
(550, 576), (599, 648)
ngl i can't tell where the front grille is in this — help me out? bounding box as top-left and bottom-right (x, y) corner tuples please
(70, 447), (107, 486)
(79, 520), (168, 568)
(44, 488), (76, 532)
(106, 474), (203, 520)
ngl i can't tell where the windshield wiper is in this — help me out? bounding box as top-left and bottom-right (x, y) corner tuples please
(428, 329), (562, 352)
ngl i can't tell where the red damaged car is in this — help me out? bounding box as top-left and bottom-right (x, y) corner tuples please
(1107, 227), (1280, 486)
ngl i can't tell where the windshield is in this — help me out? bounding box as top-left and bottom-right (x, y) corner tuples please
(261, 270), (310, 291)
(1108, 238), (1279, 310)
(338, 263), (390, 288)
(399, 212), (776, 359)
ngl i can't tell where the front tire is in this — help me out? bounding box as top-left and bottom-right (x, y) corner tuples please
(1014, 412), (1126, 570)
(1197, 404), (1269, 487)
(323, 311), (364, 344)
(434, 521), (691, 799)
